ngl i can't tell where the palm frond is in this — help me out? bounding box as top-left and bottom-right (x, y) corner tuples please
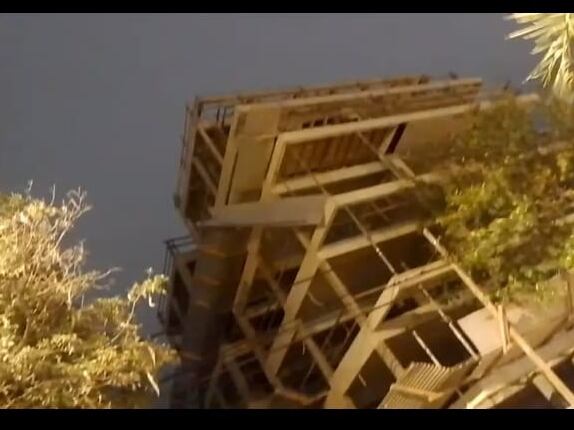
(507, 13), (574, 100)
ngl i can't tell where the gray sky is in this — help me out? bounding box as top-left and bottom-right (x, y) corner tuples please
(0, 13), (536, 337)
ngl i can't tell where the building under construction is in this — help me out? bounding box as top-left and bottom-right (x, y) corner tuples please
(158, 75), (574, 409)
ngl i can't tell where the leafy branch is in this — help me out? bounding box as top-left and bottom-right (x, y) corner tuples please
(409, 96), (574, 304)
(0, 189), (177, 408)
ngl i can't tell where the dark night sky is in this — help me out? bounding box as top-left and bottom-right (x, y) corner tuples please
(0, 13), (536, 341)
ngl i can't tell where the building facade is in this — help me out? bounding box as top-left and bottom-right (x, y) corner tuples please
(158, 75), (574, 409)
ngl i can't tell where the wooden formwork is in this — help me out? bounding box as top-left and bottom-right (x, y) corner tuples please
(166, 75), (574, 409)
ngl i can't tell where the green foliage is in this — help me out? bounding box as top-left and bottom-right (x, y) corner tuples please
(0, 189), (177, 408)
(411, 96), (574, 304)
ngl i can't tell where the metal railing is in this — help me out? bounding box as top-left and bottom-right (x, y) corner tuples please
(157, 235), (197, 329)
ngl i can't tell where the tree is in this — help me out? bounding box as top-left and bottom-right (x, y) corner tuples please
(0, 188), (176, 408)
(408, 95), (574, 305)
(507, 13), (574, 101)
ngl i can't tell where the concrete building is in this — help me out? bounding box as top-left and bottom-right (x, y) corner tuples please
(158, 75), (574, 409)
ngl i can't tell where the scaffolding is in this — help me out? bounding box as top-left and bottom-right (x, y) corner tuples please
(162, 74), (574, 409)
